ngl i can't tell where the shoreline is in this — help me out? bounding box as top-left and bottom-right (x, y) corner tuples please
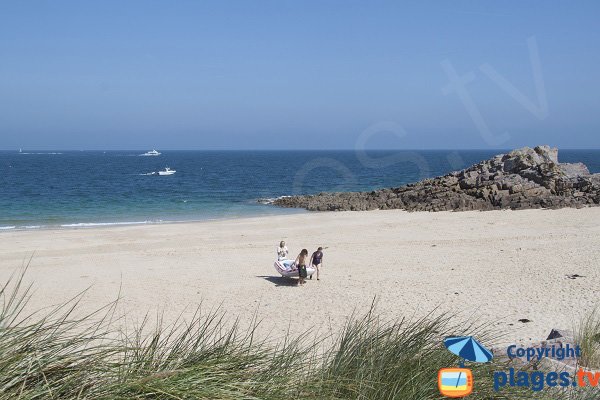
(1, 208), (599, 346)
(3, 201), (599, 234)
(0, 206), (308, 233)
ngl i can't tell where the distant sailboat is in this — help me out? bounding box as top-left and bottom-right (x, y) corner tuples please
(19, 148), (22, 153)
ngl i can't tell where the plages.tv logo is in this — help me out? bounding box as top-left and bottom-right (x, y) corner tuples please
(438, 336), (493, 398)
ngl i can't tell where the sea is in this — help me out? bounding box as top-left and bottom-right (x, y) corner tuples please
(1, 149), (599, 230)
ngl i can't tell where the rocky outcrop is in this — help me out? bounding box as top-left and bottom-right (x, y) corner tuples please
(270, 146), (600, 212)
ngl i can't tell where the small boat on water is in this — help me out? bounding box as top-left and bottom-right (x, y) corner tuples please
(141, 149), (161, 156)
(158, 167), (176, 176)
(274, 259), (316, 279)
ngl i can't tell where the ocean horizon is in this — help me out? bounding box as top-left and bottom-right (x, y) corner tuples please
(2, 149), (599, 230)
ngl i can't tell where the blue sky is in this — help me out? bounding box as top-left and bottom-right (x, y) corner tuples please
(1, 1), (599, 150)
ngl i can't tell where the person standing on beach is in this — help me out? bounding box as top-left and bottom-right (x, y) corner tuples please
(295, 249), (309, 285)
(309, 247), (324, 280)
(277, 241), (288, 260)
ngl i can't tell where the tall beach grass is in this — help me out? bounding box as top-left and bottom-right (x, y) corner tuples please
(576, 307), (600, 370)
(0, 268), (591, 399)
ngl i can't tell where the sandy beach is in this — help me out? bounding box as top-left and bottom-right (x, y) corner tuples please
(1, 208), (599, 346)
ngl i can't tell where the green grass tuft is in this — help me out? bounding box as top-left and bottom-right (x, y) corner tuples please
(0, 268), (590, 399)
(576, 307), (600, 370)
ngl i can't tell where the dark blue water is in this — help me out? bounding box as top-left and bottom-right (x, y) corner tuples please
(1, 150), (598, 229)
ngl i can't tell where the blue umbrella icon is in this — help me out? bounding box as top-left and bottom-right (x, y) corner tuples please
(443, 336), (493, 390)
(444, 336), (493, 365)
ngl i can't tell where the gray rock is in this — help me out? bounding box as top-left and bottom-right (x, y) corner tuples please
(546, 329), (574, 341)
(270, 145), (600, 213)
(560, 162), (590, 178)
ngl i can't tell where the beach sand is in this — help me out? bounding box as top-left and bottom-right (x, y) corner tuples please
(1, 208), (599, 346)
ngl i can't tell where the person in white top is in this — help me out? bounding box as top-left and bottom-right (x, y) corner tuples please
(277, 241), (289, 260)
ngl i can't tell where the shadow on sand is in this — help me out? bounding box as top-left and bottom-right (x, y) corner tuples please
(256, 275), (298, 287)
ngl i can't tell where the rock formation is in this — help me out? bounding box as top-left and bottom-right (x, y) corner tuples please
(270, 146), (600, 212)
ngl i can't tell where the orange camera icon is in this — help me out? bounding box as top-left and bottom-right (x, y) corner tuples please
(438, 368), (473, 398)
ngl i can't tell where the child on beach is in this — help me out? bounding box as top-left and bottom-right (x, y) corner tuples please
(295, 249), (309, 285)
(309, 247), (324, 280)
(277, 241), (288, 260)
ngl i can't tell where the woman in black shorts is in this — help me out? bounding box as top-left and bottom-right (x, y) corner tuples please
(310, 246), (324, 280)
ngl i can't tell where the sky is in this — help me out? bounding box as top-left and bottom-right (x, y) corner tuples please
(0, 1), (599, 150)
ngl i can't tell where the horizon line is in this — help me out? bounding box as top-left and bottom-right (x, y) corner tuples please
(2, 147), (600, 152)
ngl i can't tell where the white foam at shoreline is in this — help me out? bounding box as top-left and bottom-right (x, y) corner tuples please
(0, 221), (162, 232)
(0, 225), (43, 231)
(0, 208), (303, 233)
(257, 195), (291, 205)
(60, 221), (157, 228)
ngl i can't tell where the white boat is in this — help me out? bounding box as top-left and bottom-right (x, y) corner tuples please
(158, 167), (176, 176)
(141, 149), (161, 156)
(274, 259), (316, 279)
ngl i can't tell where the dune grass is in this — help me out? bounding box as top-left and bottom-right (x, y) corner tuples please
(576, 307), (600, 370)
(0, 269), (591, 399)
